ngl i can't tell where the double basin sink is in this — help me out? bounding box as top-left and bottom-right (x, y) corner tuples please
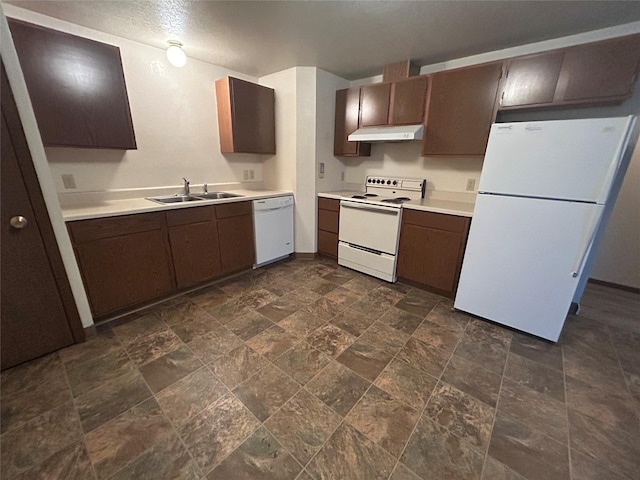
(147, 192), (243, 204)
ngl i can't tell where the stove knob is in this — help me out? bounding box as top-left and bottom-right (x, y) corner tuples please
(367, 179), (371, 183)
(393, 180), (397, 185)
(386, 180), (391, 185)
(376, 179), (381, 184)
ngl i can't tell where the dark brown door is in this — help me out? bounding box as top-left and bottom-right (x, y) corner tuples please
(334, 87), (370, 157)
(390, 76), (428, 125)
(501, 52), (564, 107)
(230, 77), (276, 154)
(1, 64), (84, 370)
(360, 83), (391, 126)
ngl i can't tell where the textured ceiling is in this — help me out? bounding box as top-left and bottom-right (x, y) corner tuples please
(5, 1), (640, 79)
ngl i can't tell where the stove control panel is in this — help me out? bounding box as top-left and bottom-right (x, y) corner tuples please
(365, 176), (425, 192)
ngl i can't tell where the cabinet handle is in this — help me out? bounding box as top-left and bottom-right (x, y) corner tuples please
(10, 216), (28, 229)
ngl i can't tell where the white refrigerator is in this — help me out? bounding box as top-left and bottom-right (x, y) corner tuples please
(454, 116), (636, 342)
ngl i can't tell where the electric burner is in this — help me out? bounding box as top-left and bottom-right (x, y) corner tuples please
(364, 193), (378, 197)
(351, 195), (366, 199)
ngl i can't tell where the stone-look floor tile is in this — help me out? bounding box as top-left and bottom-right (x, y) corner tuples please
(307, 278), (339, 296)
(1, 352), (61, 394)
(377, 307), (423, 335)
(306, 423), (396, 480)
(504, 352), (565, 402)
(258, 296), (304, 322)
(179, 394), (260, 473)
(442, 355), (502, 407)
(304, 262), (337, 278)
(346, 385), (420, 457)
(306, 323), (356, 358)
(273, 341), (331, 385)
(570, 448), (629, 480)
(454, 320), (511, 374)
(15, 440), (95, 480)
(283, 287), (323, 306)
(341, 275), (384, 296)
(208, 426), (301, 480)
(395, 289), (440, 318)
(306, 361), (371, 416)
(186, 325), (243, 364)
(205, 298), (248, 324)
(481, 456), (528, 480)
(358, 322), (410, 355)
(170, 311), (221, 343)
(235, 288), (279, 311)
(322, 267), (357, 285)
(1, 363), (73, 434)
(389, 462), (422, 480)
(566, 374), (640, 437)
(139, 344), (203, 393)
(569, 402), (640, 480)
(264, 389), (341, 464)
(412, 320), (460, 360)
(323, 285), (362, 309)
(263, 276), (299, 297)
(110, 311), (168, 346)
(65, 348), (135, 398)
(562, 343), (628, 392)
(336, 340), (393, 382)
(189, 286), (230, 310)
(154, 297), (201, 324)
(425, 300), (471, 334)
(397, 337), (450, 378)
(209, 344), (269, 389)
(350, 286), (404, 318)
(76, 370), (151, 433)
(498, 378), (568, 442)
(608, 327), (640, 376)
(156, 368), (227, 427)
(58, 330), (122, 367)
(246, 325), (298, 361)
(425, 382), (494, 451)
(509, 331), (563, 372)
(402, 415), (484, 480)
(110, 433), (200, 480)
(226, 310), (274, 341)
(375, 358), (438, 411)
(560, 315), (615, 355)
(232, 364), (300, 422)
(303, 297), (343, 321)
(488, 413), (570, 480)
(624, 371), (640, 402)
(279, 309), (327, 338)
(125, 329), (183, 366)
(1, 401), (83, 479)
(330, 308), (376, 337)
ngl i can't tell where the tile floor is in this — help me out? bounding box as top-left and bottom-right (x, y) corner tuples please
(1, 257), (639, 480)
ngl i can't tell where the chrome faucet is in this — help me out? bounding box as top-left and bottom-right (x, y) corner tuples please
(183, 177), (190, 195)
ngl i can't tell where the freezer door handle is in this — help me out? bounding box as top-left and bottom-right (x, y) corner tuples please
(571, 209), (602, 278)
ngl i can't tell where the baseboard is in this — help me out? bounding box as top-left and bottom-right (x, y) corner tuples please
(588, 278), (640, 294)
(293, 252), (317, 260)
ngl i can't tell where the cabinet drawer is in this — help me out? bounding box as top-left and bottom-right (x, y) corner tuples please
(402, 209), (468, 233)
(216, 201), (252, 219)
(318, 197), (340, 212)
(318, 209), (339, 233)
(68, 212), (165, 244)
(165, 205), (216, 227)
(318, 230), (338, 258)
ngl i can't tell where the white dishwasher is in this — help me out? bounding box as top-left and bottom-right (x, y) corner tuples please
(252, 195), (294, 268)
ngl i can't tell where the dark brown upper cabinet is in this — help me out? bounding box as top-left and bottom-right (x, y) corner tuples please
(8, 18), (136, 149)
(334, 87), (371, 157)
(500, 51), (564, 107)
(423, 62), (503, 156)
(215, 76), (275, 154)
(360, 83), (391, 126)
(390, 76), (428, 125)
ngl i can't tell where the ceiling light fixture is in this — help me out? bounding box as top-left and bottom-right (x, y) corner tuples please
(166, 40), (186, 68)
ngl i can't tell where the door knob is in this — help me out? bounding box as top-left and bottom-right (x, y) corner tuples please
(10, 216), (28, 229)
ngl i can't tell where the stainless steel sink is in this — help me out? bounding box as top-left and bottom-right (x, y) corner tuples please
(146, 195), (205, 204)
(194, 192), (243, 200)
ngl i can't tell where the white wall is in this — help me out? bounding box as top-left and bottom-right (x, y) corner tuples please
(3, 5), (267, 194)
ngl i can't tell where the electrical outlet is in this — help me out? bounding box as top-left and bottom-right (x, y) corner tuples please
(62, 174), (76, 189)
(341, 171), (345, 182)
(319, 162), (325, 179)
(243, 170), (249, 181)
(466, 178), (476, 191)
(249, 169), (255, 180)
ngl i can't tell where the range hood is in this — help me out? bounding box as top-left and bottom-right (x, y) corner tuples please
(348, 124), (424, 142)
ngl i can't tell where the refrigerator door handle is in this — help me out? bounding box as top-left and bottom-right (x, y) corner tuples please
(571, 209), (602, 278)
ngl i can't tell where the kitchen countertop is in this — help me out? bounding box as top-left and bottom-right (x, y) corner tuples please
(318, 190), (475, 217)
(62, 189), (293, 221)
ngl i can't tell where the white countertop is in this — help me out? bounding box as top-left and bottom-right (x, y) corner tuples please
(62, 189), (293, 221)
(318, 190), (475, 217)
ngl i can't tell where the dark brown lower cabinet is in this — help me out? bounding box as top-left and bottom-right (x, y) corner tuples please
(1, 63), (84, 370)
(68, 212), (175, 318)
(317, 197), (340, 258)
(397, 209), (471, 298)
(216, 202), (255, 274)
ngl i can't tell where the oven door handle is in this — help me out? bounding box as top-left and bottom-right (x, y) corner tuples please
(340, 201), (399, 216)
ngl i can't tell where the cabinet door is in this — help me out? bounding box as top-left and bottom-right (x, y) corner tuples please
(169, 221), (222, 289)
(360, 83), (391, 126)
(501, 52), (564, 107)
(334, 88), (371, 157)
(423, 63), (502, 156)
(556, 34), (640, 103)
(217, 215), (255, 274)
(230, 77), (276, 154)
(8, 18), (136, 149)
(318, 230), (338, 258)
(390, 76), (428, 125)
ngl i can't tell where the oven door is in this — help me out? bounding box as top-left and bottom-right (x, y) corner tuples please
(339, 200), (401, 255)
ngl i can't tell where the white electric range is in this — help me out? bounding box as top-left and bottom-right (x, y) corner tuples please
(338, 176), (426, 282)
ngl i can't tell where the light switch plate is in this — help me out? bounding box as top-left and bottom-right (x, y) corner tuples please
(466, 178), (476, 191)
(62, 174), (76, 189)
